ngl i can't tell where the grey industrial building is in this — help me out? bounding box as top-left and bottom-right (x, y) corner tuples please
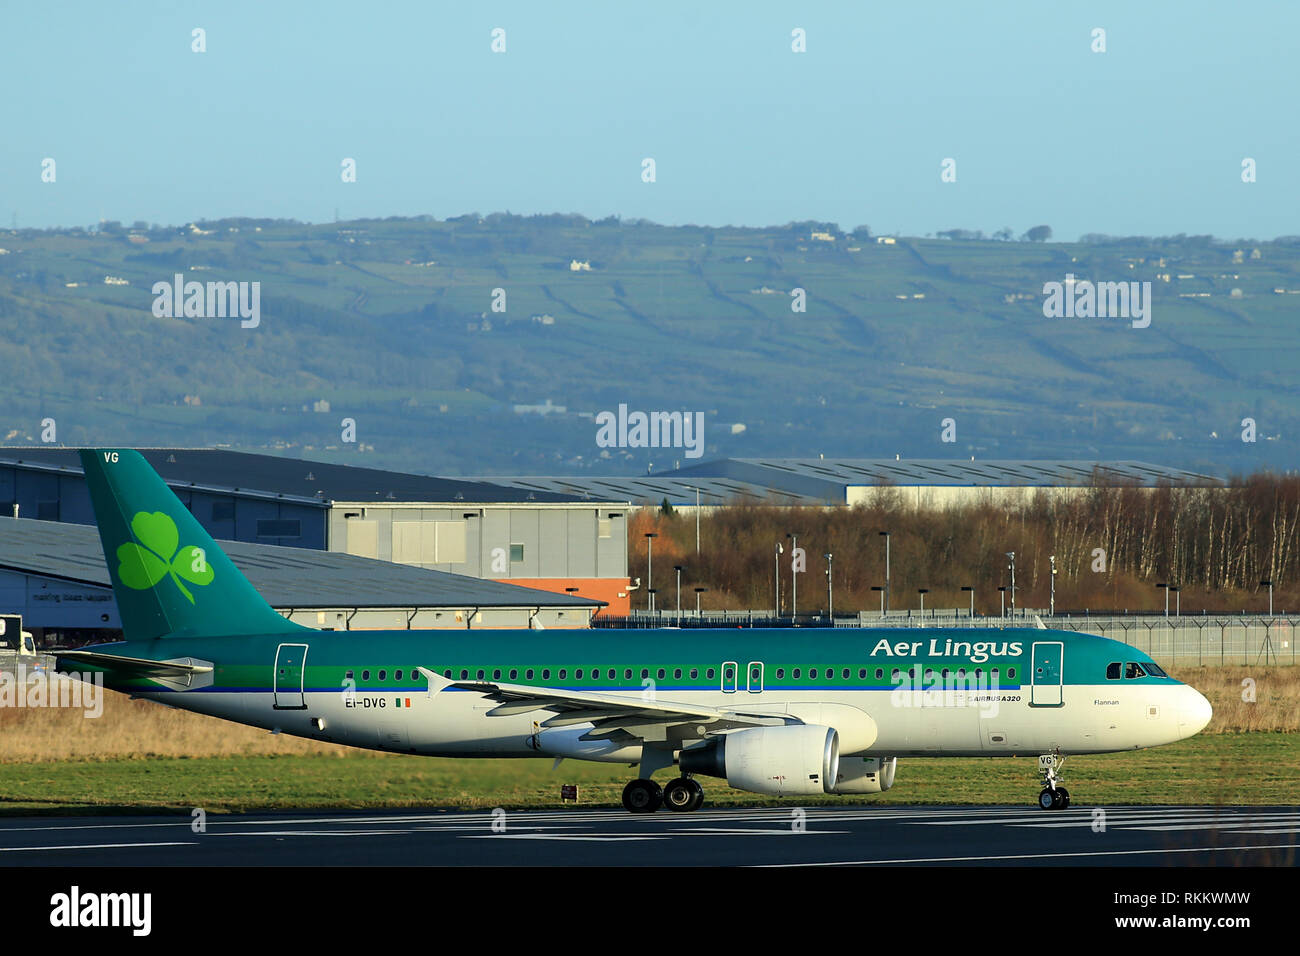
(0, 519), (603, 645)
(0, 448), (633, 613)
(474, 457), (1220, 509)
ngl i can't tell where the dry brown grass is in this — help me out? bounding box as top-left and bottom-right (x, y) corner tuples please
(0, 687), (362, 763)
(1168, 666), (1300, 734)
(0, 667), (1293, 765)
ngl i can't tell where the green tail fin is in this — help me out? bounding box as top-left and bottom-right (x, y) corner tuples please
(79, 449), (305, 640)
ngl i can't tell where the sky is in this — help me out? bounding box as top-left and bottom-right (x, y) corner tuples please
(3, 1), (1296, 240)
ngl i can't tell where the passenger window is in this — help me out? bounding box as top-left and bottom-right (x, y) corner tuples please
(525, 669), (534, 680)
(395, 670), (403, 681)
(345, 670), (354, 680)
(558, 669), (567, 680)
(689, 668), (698, 679)
(674, 668), (682, 680)
(542, 669), (550, 680)
(1125, 662), (1147, 679)
(891, 668), (900, 681)
(362, 670), (371, 681)
(657, 668), (666, 680)
(576, 669), (584, 680)
(941, 668), (949, 679)
(776, 668), (785, 679)
(706, 668), (715, 679)
(492, 669), (501, 680)
(875, 668), (883, 680)
(843, 668), (851, 679)
(624, 669), (632, 680)
(442, 669), (451, 679)
(378, 670), (387, 681)
(608, 668), (616, 680)
(1008, 667), (1017, 680)
(793, 668), (801, 679)
(810, 668), (818, 679)
(509, 669), (518, 680)
(858, 668), (867, 679)
(641, 668), (649, 680)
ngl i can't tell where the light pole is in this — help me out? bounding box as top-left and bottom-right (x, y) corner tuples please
(825, 553), (834, 620)
(1170, 585), (1181, 617)
(694, 586), (707, 617)
(879, 531), (891, 614)
(1157, 582), (1169, 617)
(917, 588), (929, 619)
(871, 585), (885, 617)
(787, 533), (799, 620)
(961, 585), (974, 619)
(998, 586), (1007, 619)
(674, 565), (683, 622)
(774, 542), (783, 618)
(1261, 580), (1274, 616)
(1049, 555), (1056, 616)
(1005, 552), (1016, 617)
(695, 487), (700, 553)
(644, 532), (657, 612)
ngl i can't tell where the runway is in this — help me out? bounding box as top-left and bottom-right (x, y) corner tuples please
(0, 805), (1297, 866)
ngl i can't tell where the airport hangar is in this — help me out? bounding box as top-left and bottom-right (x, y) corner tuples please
(0, 518), (603, 647)
(473, 457), (1220, 510)
(0, 447), (634, 622)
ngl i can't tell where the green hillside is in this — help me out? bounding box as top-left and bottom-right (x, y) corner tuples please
(1, 215), (1295, 477)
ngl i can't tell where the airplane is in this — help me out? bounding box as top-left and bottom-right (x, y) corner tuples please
(56, 448), (1213, 813)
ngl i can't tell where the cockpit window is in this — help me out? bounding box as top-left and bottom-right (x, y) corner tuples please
(1124, 662), (1147, 679)
(1106, 662), (1121, 680)
(1143, 661), (1168, 678)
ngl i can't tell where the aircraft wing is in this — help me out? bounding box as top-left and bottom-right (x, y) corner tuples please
(416, 667), (786, 737)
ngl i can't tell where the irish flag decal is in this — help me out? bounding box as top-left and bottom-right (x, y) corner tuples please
(395, 698), (412, 708)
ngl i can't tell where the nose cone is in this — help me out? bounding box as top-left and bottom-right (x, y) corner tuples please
(1177, 686), (1213, 738)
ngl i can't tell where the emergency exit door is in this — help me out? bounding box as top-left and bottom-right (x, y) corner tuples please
(1029, 641), (1063, 707)
(274, 643), (309, 709)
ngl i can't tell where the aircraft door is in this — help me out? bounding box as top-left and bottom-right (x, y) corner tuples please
(274, 643), (310, 709)
(1030, 641), (1064, 707)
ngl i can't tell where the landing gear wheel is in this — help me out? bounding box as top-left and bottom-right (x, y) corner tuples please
(1038, 789), (1056, 811)
(622, 778), (663, 813)
(1034, 752), (1069, 810)
(685, 778), (705, 811)
(1056, 787), (1070, 809)
(663, 778), (697, 812)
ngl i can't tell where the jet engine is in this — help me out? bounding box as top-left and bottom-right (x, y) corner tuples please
(678, 724), (839, 796)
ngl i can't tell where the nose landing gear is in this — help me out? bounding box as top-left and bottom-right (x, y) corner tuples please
(1036, 752), (1070, 810)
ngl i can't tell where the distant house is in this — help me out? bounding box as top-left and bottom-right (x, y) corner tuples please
(512, 398), (566, 416)
(876, 236), (897, 245)
(103, 276), (129, 286)
(569, 259), (592, 272)
(810, 231), (836, 242)
(530, 313), (556, 325)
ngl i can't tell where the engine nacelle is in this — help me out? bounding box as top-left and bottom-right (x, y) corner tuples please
(830, 756), (897, 794)
(679, 725), (839, 796)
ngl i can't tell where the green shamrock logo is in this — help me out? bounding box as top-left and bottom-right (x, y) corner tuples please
(116, 511), (214, 604)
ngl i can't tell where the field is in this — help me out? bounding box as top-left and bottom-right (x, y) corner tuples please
(0, 666), (1295, 815)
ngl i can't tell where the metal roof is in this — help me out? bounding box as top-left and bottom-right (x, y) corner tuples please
(0, 518), (602, 610)
(471, 458), (1220, 505)
(0, 447), (608, 506)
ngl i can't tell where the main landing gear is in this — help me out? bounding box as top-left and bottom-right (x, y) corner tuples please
(1035, 752), (1071, 810)
(622, 776), (704, 813)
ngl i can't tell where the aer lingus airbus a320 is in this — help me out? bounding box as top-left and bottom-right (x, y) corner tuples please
(58, 449), (1212, 812)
